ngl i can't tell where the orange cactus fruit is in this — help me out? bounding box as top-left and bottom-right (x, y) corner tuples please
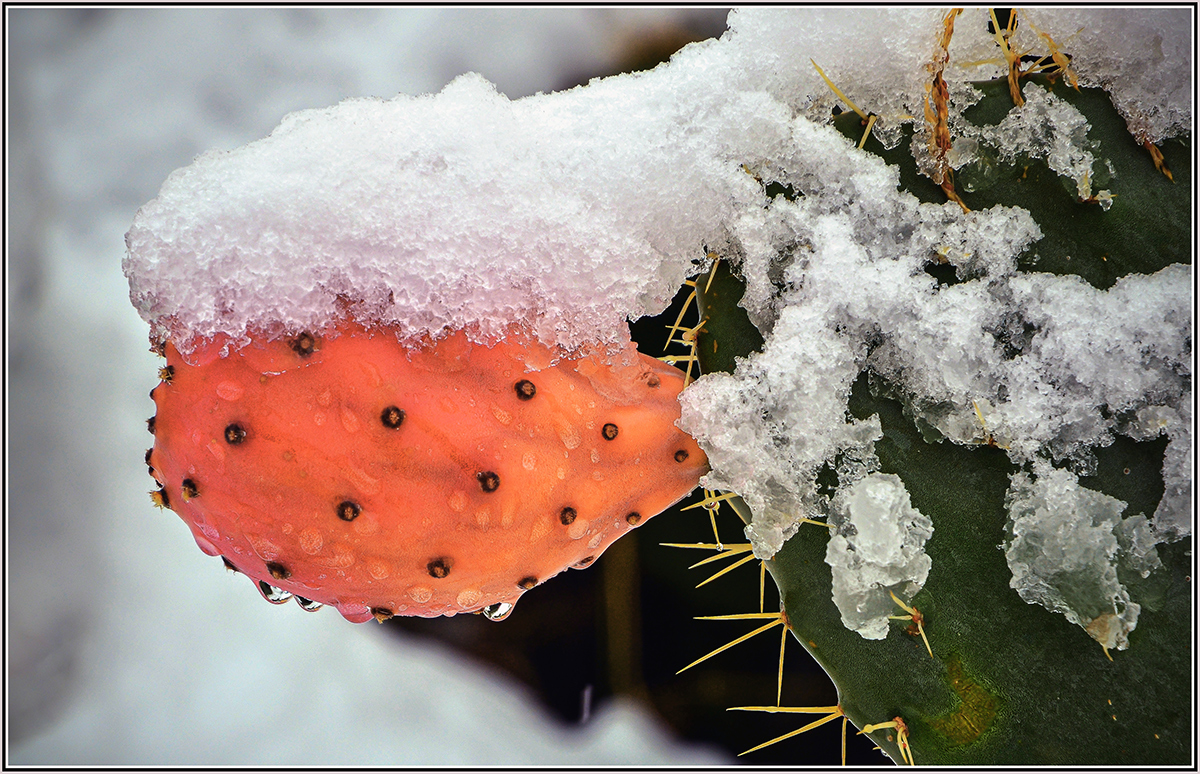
(146, 321), (707, 622)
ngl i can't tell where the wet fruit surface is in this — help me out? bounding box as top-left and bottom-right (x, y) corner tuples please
(147, 322), (707, 621)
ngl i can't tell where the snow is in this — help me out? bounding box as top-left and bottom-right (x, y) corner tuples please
(124, 69), (782, 356)
(1017, 7), (1193, 143)
(970, 82), (1104, 200)
(825, 474), (934, 640)
(1003, 464), (1158, 652)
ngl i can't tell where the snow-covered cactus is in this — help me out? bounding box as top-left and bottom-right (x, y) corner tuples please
(675, 11), (1190, 763)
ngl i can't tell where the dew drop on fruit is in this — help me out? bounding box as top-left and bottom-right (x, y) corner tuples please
(558, 423), (582, 450)
(295, 596), (323, 612)
(298, 526), (324, 554)
(337, 603), (374, 624)
(482, 602), (514, 621)
(365, 558), (390, 580)
(215, 380), (244, 401)
(193, 533), (220, 556)
(258, 580), (293, 604)
(340, 406), (360, 433)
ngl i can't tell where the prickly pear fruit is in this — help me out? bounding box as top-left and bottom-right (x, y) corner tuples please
(146, 322), (706, 622)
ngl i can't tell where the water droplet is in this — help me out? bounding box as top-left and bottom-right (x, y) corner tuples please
(337, 603), (374, 623)
(482, 602), (514, 621)
(215, 380), (244, 401)
(299, 526), (324, 554)
(558, 422), (582, 450)
(193, 533), (220, 556)
(258, 580), (293, 604)
(295, 596), (323, 612)
(567, 518), (589, 540)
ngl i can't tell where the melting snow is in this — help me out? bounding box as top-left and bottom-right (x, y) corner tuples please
(826, 474), (934, 640)
(1004, 464), (1161, 652)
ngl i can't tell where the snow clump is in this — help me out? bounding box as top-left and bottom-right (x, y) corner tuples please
(1003, 464), (1161, 652)
(825, 474), (934, 640)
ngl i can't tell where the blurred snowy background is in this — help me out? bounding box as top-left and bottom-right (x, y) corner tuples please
(6, 7), (735, 765)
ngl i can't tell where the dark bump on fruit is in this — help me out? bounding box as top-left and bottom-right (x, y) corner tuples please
(381, 405), (406, 429)
(181, 478), (199, 500)
(291, 332), (316, 357)
(514, 379), (536, 400)
(427, 557), (451, 579)
(147, 416), (156, 435)
(145, 448), (154, 465)
(647, 374), (661, 388)
(149, 488), (169, 509)
(158, 365), (175, 383)
(224, 423), (246, 445)
(518, 576), (538, 590)
(151, 340), (167, 358)
(602, 423), (619, 440)
(222, 557), (239, 573)
(266, 561), (291, 580)
(477, 471), (500, 492)
(575, 556), (596, 568)
(559, 506), (578, 525)
(625, 511), (643, 526)
(372, 607), (394, 623)
(674, 449), (690, 463)
(337, 500), (361, 522)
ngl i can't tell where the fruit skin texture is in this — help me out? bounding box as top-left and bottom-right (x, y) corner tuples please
(147, 322), (707, 622)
